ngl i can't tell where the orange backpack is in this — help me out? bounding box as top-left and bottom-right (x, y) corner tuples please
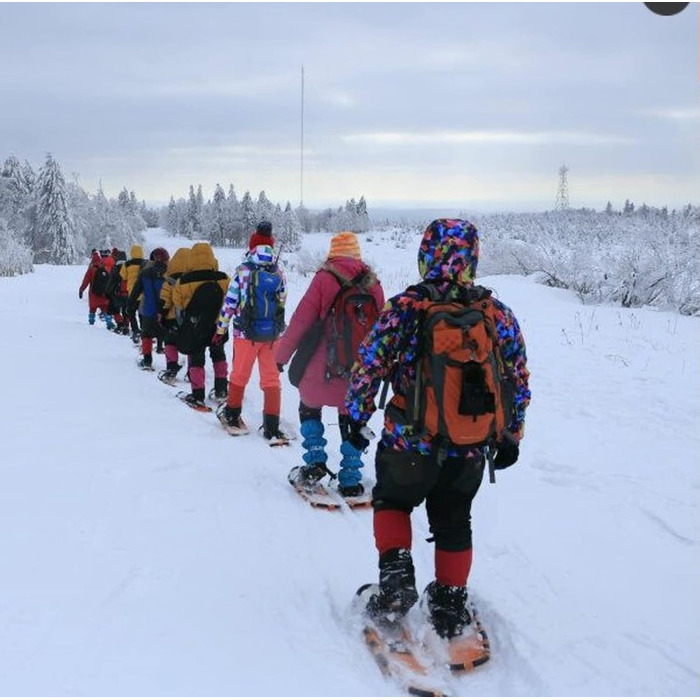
(404, 283), (515, 448)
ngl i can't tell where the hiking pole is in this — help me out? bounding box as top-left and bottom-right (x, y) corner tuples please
(486, 444), (496, 484)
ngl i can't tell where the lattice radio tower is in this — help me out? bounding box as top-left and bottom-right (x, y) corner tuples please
(555, 164), (569, 210)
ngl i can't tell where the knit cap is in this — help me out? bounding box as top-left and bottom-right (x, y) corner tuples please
(249, 221), (274, 250)
(328, 231), (361, 260)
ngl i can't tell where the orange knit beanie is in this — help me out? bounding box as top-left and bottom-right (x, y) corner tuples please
(328, 231), (361, 260)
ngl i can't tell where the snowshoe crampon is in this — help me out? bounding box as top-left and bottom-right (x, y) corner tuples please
(176, 391), (212, 412)
(355, 584), (446, 697)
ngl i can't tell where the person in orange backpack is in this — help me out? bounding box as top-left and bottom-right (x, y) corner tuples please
(79, 250), (114, 329)
(346, 219), (531, 642)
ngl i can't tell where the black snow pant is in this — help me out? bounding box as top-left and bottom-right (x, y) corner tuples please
(372, 444), (485, 552)
(189, 343), (226, 368)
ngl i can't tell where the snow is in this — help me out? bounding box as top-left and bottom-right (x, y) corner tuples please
(1, 227), (698, 696)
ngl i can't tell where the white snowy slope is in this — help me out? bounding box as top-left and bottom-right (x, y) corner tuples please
(0, 227), (698, 696)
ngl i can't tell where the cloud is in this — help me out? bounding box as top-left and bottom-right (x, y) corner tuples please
(641, 107), (700, 121)
(342, 130), (635, 146)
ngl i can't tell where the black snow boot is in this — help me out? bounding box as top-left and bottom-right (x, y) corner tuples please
(424, 581), (471, 639)
(263, 414), (289, 442)
(138, 354), (153, 368)
(213, 377), (228, 401)
(366, 548), (418, 624)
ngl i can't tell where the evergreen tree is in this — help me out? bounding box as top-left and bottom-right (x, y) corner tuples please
(605, 201), (614, 215)
(35, 154), (79, 264)
(186, 185), (202, 238)
(166, 196), (179, 234)
(226, 184), (242, 245)
(280, 201), (301, 250)
(210, 184), (227, 246)
(356, 195), (370, 232)
(240, 190), (256, 233)
(256, 190), (274, 222)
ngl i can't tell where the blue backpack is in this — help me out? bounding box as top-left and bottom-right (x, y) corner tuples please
(239, 263), (285, 341)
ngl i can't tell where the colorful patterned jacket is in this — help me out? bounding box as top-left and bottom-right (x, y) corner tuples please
(215, 244), (287, 340)
(345, 219), (531, 456)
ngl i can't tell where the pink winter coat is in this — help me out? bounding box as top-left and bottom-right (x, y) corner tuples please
(276, 257), (385, 412)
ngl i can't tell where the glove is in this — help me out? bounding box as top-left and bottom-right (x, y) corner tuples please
(78, 290), (83, 299)
(493, 435), (520, 470)
(277, 363), (285, 373)
(346, 419), (375, 452)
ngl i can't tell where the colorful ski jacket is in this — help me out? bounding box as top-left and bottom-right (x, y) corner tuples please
(276, 257), (384, 410)
(215, 244), (287, 340)
(345, 218), (531, 455)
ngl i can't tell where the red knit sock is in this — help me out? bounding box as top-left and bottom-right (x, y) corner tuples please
(435, 548), (473, 587)
(374, 510), (412, 555)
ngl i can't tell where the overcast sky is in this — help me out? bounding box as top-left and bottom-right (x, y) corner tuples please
(0, 2), (697, 211)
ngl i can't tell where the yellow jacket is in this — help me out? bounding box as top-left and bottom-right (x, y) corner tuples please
(161, 248), (191, 320)
(172, 243), (230, 312)
(120, 244), (146, 295)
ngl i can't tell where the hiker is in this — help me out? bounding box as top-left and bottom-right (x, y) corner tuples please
(345, 219), (531, 640)
(275, 231), (384, 497)
(158, 247), (191, 384)
(213, 222), (289, 444)
(105, 249), (129, 334)
(127, 247), (170, 369)
(78, 250), (114, 329)
(172, 242), (230, 408)
(120, 243), (147, 343)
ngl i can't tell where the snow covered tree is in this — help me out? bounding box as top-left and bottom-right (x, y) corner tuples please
(35, 154), (79, 264)
(279, 201), (301, 251)
(256, 190), (274, 223)
(210, 184), (227, 247)
(356, 196), (370, 232)
(0, 218), (33, 276)
(240, 190), (256, 234)
(185, 185), (202, 239)
(165, 196), (179, 233)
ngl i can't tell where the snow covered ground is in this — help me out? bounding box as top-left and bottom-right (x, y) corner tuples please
(1, 227), (698, 696)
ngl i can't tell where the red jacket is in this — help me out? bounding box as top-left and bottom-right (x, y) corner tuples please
(276, 257), (385, 411)
(79, 257), (109, 309)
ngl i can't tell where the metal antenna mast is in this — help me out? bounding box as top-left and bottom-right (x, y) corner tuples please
(555, 164), (569, 210)
(300, 65), (305, 207)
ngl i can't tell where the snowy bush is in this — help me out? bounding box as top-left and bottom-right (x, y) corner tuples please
(0, 219), (33, 276)
(289, 247), (326, 277)
(477, 208), (699, 316)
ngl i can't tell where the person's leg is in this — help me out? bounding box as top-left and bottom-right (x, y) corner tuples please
(226, 338), (258, 414)
(368, 446), (440, 621)
(258, 342), (283, 438)
(209, 343), (228, 398)
(424, 454), (485, 638)
(187, 350), (206, 401)
(289, 402), (330, 487)
(337, 412), (363, 495)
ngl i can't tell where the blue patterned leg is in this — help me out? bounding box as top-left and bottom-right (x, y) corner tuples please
(300, 419), (328, 468)
(88, 312), (95, 325)
(339, 440), (363, 488)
